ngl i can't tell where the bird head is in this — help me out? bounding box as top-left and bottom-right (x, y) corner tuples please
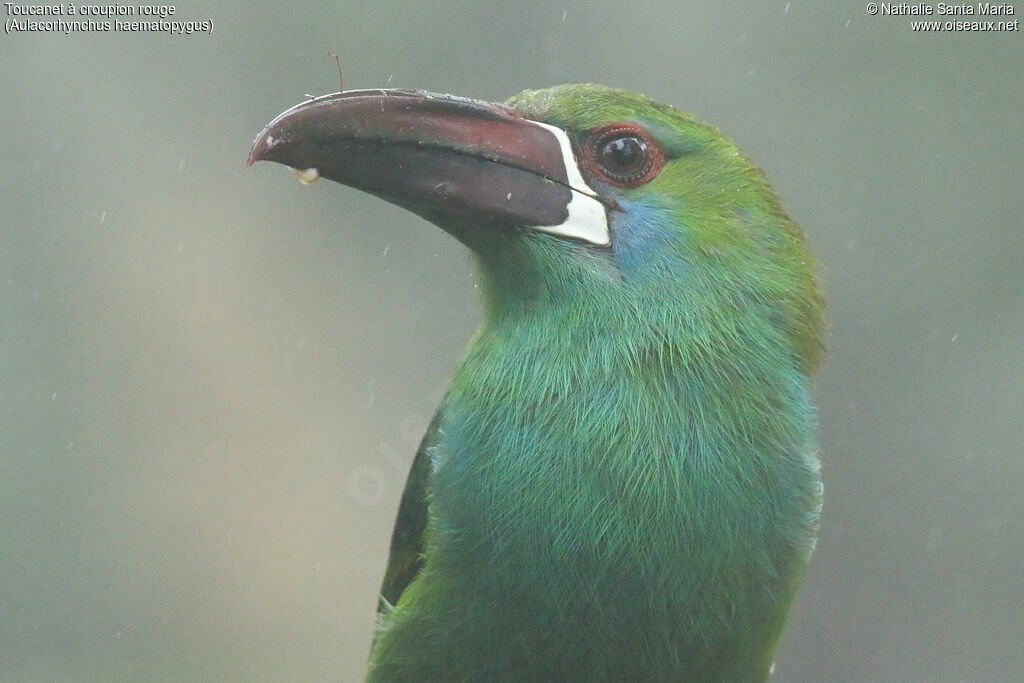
(249, 84), (824, 373)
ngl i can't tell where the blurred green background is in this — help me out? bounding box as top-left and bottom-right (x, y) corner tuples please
(3, 1), (1022, 680)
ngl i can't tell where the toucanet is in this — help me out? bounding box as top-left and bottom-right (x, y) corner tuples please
(249, 84), (826, 681)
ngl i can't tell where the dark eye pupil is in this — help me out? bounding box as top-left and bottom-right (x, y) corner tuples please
(599, 135), (648, 177)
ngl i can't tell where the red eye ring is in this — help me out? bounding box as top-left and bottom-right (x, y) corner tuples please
(580, 123), (666, 188)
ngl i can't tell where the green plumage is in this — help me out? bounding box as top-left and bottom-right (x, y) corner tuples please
(367, 85), (825, 681)
(249, 82), (825, 681)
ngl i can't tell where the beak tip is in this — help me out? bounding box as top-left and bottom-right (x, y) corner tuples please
(247, 122), (282, 167)
(247, 136), (266, 167)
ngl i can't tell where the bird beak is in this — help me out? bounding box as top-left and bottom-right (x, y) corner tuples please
(248, 89), (609, 245)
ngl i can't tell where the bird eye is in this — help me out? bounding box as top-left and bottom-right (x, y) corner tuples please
(598, 135), (648, 180)
(582, 124), (665, 188)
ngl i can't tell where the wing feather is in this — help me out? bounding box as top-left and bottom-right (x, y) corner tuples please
(378, 412), (441, 609)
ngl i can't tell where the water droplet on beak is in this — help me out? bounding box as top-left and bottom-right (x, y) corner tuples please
(291, 167), (321, 185)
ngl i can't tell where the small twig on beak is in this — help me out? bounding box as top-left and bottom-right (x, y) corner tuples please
(328, 51), (343, 92)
